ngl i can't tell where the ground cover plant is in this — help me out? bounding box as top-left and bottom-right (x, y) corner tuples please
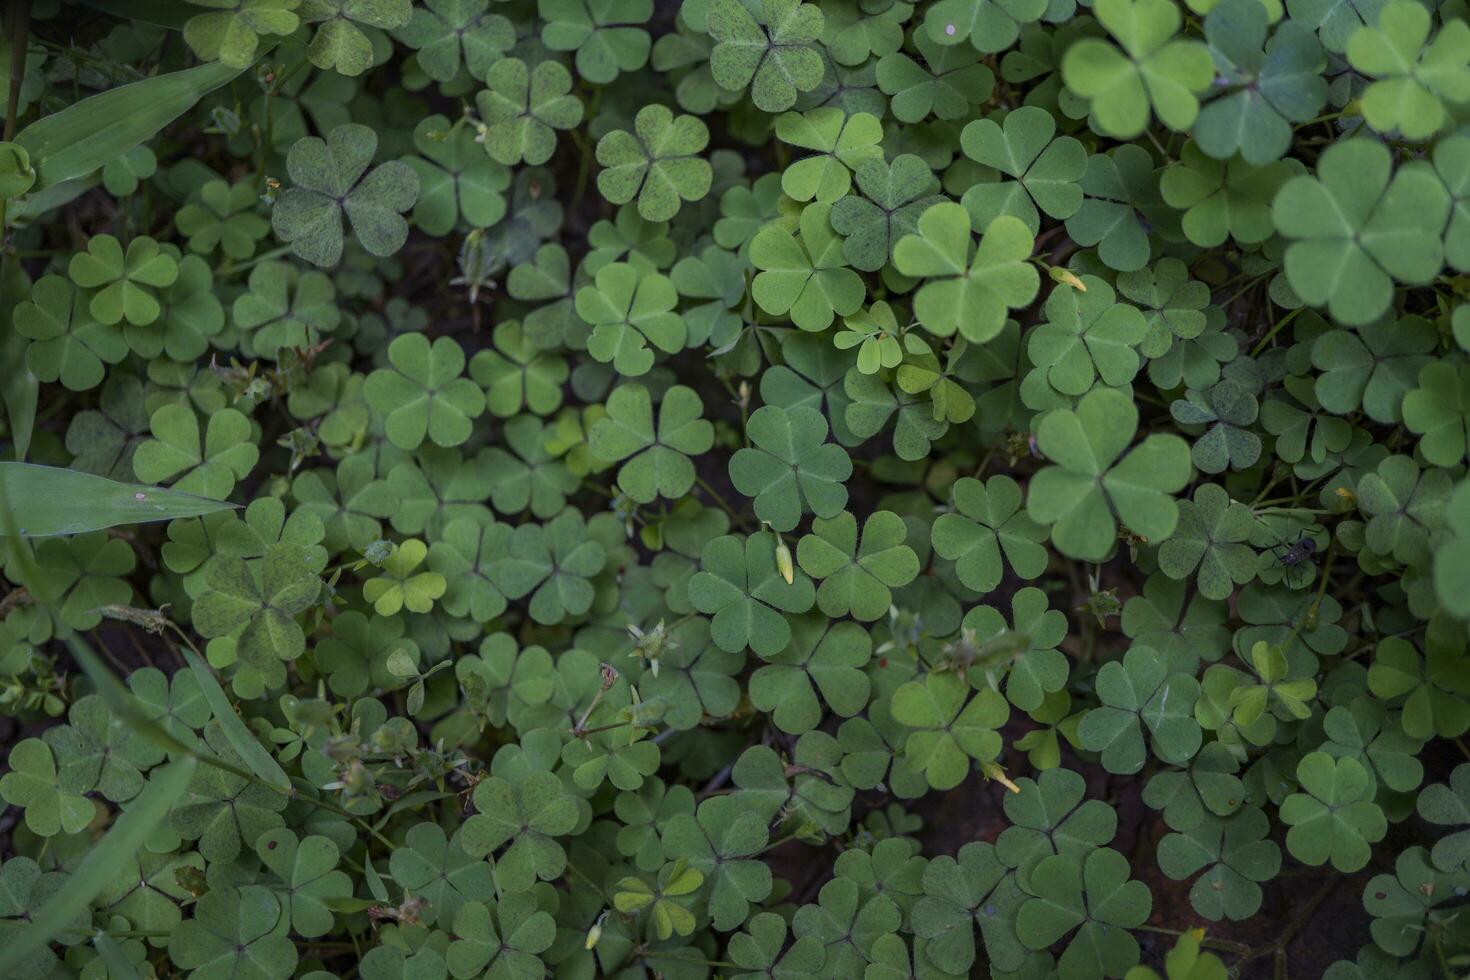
(1, 0), (1470, 977)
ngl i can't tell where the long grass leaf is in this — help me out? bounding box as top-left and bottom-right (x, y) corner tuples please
(0, 462), (237, 536)
(0, 757), (196, 977)
(182, 648), (293, 792)
(15, 59), (248, 192)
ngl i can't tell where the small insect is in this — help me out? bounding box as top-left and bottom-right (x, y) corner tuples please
(1271, 532), (1319, 588)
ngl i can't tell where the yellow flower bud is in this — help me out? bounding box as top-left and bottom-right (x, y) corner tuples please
(775, 539), (795, 585)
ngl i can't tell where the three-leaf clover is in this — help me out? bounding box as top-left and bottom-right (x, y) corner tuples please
(752, 202), (866, 329)
(932, 475), (1048, 593)
(168, 886), (298, 980)
(541, 0), (653, 84)
(133, 404), (259, 499)
(1271, 138), (1449, 326)
(589, 383), (714, 503)
(1077, 645), (1202, 773)
(68, 234), (179, 327)
(688, 531), (816, 656)
(776, 108), (884, 204)
(476, 59), (585, 167)
(394, 0), (513, 80)
(1015, 848), (1152, 977)
(960, 106), (1086, 233)
(1195, 0), (1327, 163)
(403, 115), (510, 235)
(1279, 752), (1387, 872)
(1060, 0), (1214, 137)
(893, 202), (1039, 344)
(1026, 387), (1193, 560)
(729, 404), (852, 531)
(596, 105), (713, 221)
(183, 1), (300, 68)
(1158, 484), (1258, 600)
(271, 123), (419, 267)
(15, 275), (127, 391)
(576, 261), (686, 376)
(1027, 274), (1149, 396)
(192, 544), (322, 671)
(365, 333), (486, 450)
(1347, 0), (1470, 140)
(1157, 807), (1281, 921)
(891, 671), (1010, 790)
(796, 510), (919, 621)
(708, 0), (825, 111)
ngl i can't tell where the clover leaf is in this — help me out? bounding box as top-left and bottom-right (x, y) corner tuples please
(1157, 807), (1281, 921)
(776, 108), (884, 204)
(796, 510), (918, 621)
(1078, 645), (1201, 773)
(1195, 0), (1327, 163)
(590, 383), (713, 503)
(576, 261), (686, 376)
(462, 771), (580, 892)
(708, 0), (825, 111)
(729, 404), (852, 531)
(403, 115), (509, 235)
(1060, 0), (1214, 137)
(829, 154), (943, 273)
(272, 123), (419, 267)
(596, 105), (712, 221)
(0, 739), (93, 837)
(15, 274), (127, 392)
(1280, 752), (1387, 872)
(447, 896), (555, 979)
(396, 1), (511, 79)
(1402, 360), (1470, 467)
(168, 886), (298, 980)
(133, 404), (259, 499)
(193, 545), (321, 676)
(1347, 0), (1470, 140)
(183, 0), (300, 68)
(893, 202), (1039, 344)
(1015, 848), (1152, 977)
(1026, 387), (1193, 560)
(891, 672), (1010, 790)
(68, 234), (179, 327)
(1027, 274), (1149, 396)
(1271, 138), (1449, 326)
(476, 59), (585, 167)
(542, 0), (653, 84)
(688, 531), (816, 656)
(960, 106), (1086, 233)
(932, 474), (1047, 593)
(749, 614), (871, 732)
(365, 333), (486, 450)
(1158, 484), (1257, 600)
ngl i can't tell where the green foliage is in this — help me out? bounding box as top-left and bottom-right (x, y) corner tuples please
(3, 2), (1468, 978)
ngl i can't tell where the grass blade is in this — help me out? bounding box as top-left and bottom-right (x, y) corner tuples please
(91, 931), (142, 980)
(182, 648), (293, 792)
(0, 756), (197, 977)
(15, 58), (250, 192)
(0, 462), (238, 536)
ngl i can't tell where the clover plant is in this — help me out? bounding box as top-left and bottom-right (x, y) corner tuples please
(0, 1), (1467, 977)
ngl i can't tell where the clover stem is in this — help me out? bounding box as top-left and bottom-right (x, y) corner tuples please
(215, 242), (294, 277)
(1134, 924), (1251, 956)
(1250, 307), (1304, 356)
(694, 474), (751, 531)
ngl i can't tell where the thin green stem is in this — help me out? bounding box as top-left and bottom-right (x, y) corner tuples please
(694, 475), (751, 531)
